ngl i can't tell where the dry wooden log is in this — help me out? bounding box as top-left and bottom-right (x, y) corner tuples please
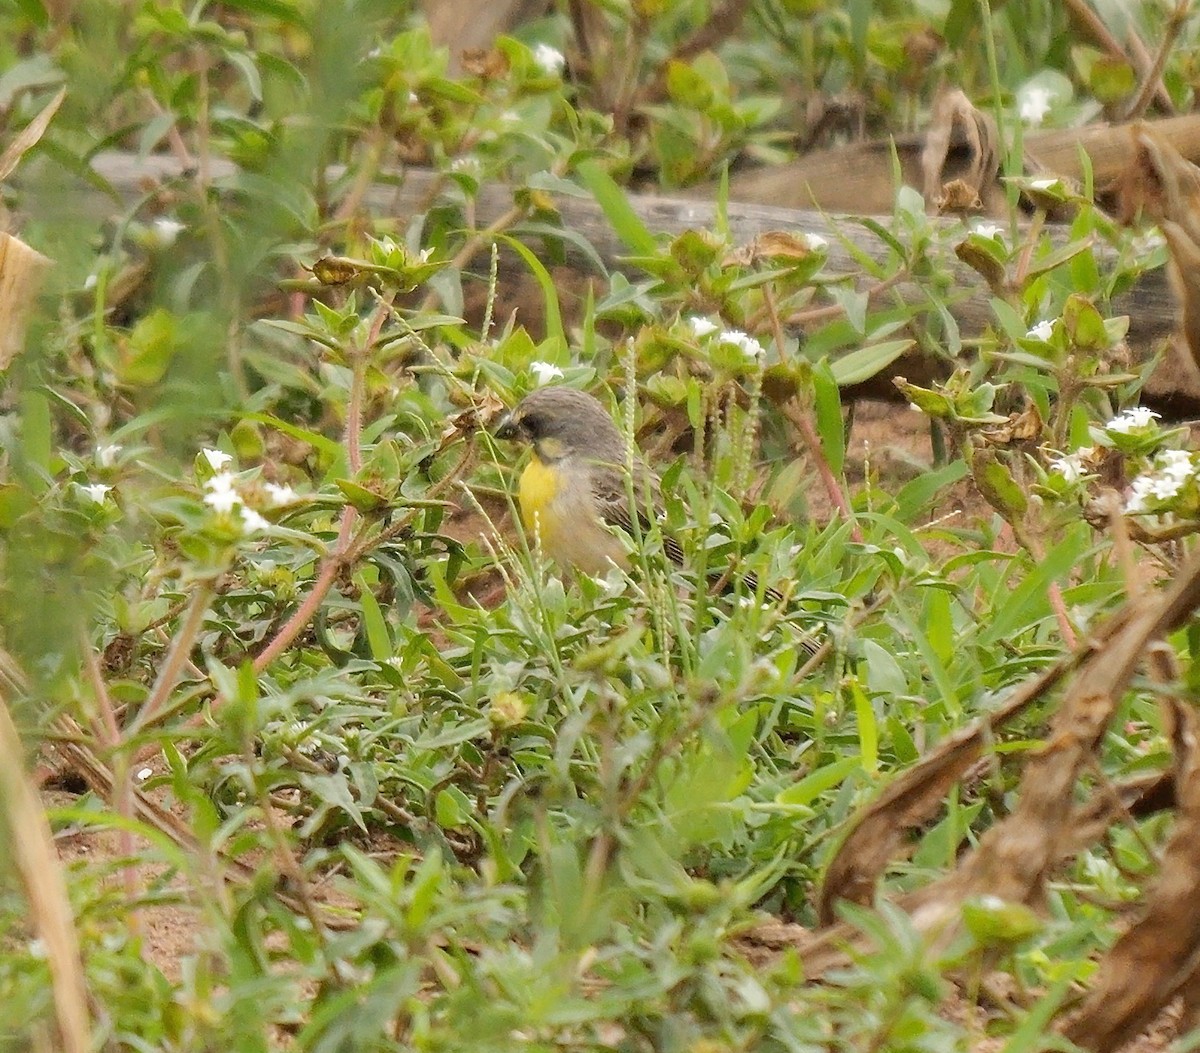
(0, 232), (52, 371)
(72, 151), (1197, 408)
(726, 113), (1200, 217)
(421, 0), (551, 74)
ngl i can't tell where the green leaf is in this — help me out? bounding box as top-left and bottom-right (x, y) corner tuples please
(962, 895), (1042, 946)
(576, 159), (658, 256)
(849, 679), (878, 775)
(121, 308), (180, 386)
(495, 234), (565, 352)
(355, 573), (392, 662)
(335, 478), (387, 513)
(830, 339), (913, 386)
(1063, 293), (1110, 350)
(971, 449), (1028, 519)
(812, 359), (844, 476)
(893, 459), (968, 523)
(982, 530), (1088, 645)
(776, 755), (861, 806)
(665, 59), (714, 108)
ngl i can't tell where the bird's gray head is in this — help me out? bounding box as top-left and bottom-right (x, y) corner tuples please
(493, 386), (624, 463)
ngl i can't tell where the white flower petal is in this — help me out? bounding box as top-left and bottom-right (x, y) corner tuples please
(532, 43), (565, 76)
(78, 483), (112, 504)
(152, 217), (185, 245)
(687, 316), (719, 338)
(264, 482), (299, 506)
(202, 448), (233, 470)
(96, 443), (122, 467)
(1019, 86), (1053, 126)
(241, 507), (271, 533)
(530, 361), (565, 385)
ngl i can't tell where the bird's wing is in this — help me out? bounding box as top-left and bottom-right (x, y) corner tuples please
(586, 455), (811, 640)
(587, 458), (687, 566)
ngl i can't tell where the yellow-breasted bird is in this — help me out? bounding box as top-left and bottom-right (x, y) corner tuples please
(492, 384), (789, 606)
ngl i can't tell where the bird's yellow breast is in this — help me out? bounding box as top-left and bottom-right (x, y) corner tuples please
(516, 451), (628, 574)
(518, 456), (561, 537)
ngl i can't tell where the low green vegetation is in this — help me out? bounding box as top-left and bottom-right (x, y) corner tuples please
(0, 1), (1196, 1049)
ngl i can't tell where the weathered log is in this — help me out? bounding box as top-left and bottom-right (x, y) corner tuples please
(71, 151), (1198, 408)
(420, 0), (551, 74)
(726, 113), (1200, 217)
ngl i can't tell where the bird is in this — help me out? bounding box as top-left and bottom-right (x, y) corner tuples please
(493, 384), (790, 605)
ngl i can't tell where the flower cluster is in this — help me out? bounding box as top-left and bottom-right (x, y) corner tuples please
(1126, 448), (1198, 515)
(1105, 407), (1160, 434)
(199, 448), (300, 535)
(685, 316), (764, 359)
(1048, 447), (1094, 484)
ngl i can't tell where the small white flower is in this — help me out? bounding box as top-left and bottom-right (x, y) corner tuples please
(136, 767), (153, 781)
(407, 91), (419, 105)
(79, 483), (112, 504)
(203, 472), (241, 513)
(687, 316), (719, 338)
(1026, 320), (1053, 341)
(202, 447), (233, 471)
(1125, 472), (1165, 514)
(1049, 452), (1087, 483)
(241, 507), (271, 533)
(1131, 230), (1166, 255)
(530, 361), (564, 385)
(1106, 407), (1160, 434)
(1150, 473), (1184, 501)
(803, 232), (828, 250)
(973, 222), (1003, 240)
(204, 488), (240, 514)
(417, 247), (434, 262)
(1019, 86), (1053, 126)
(450, 156), (481, 175)
(152, 217), (185, 246)
(1028, 177), (1058, 191)
(532, 43), (565, 76)
(264, 482), (299, 506)
(83, 273), (97, 291)
(719, 329), (764, 359)
(1158, 449), (1195, 481)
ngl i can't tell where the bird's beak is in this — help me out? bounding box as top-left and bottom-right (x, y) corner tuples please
(493, 411), (519, 441)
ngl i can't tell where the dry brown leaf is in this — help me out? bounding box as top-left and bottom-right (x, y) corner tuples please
(0, 85), (66, 186)
(1118, 125), (1200, 377)
(1063, 698), (1200, 1052)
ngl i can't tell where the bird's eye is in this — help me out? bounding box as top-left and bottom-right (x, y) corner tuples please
(521, 412), (543, 437)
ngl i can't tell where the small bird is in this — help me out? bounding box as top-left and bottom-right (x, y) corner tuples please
(493, 384), (785, 602)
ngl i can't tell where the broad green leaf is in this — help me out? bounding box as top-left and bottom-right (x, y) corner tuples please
(576, 159), (658, 256)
